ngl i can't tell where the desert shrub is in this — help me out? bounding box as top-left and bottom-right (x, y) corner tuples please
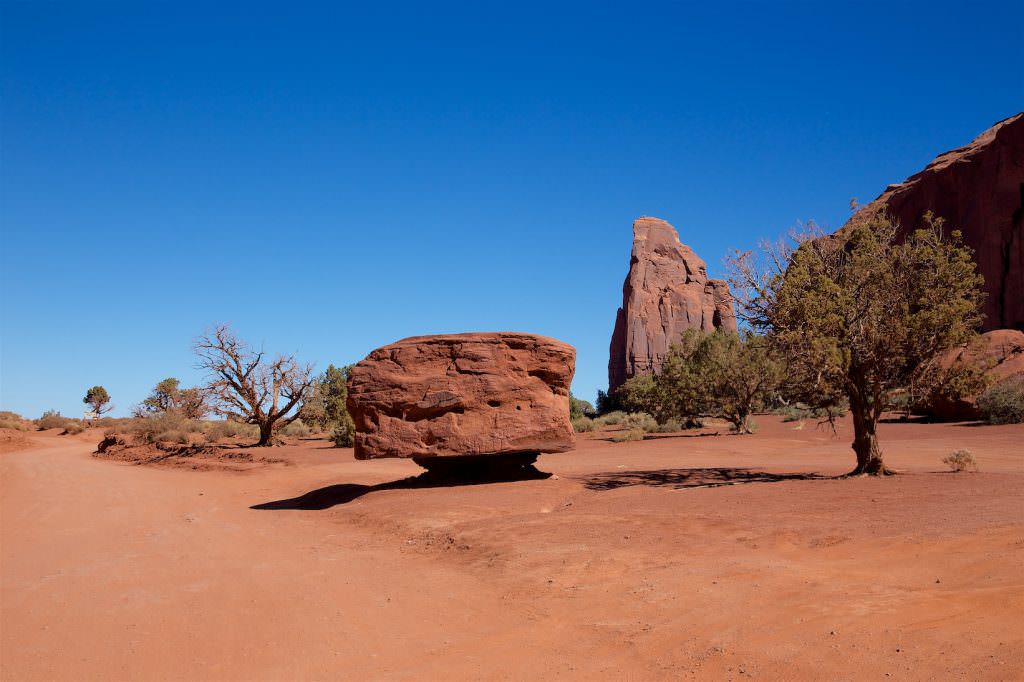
(743, 418), (759, 434)
(611, 428), (644, 443)
(283, 420), (311, 438)
(943, 448), (977, 472)
(780, 402), (847, 423)
(977, 377), (1024, 425)
(122, 414), (206, 443)
(650, 419), (683, 433)
(36, 410), (69, 430)
(594, 411), (626, 426)
(571, 416), (595, 433)
(206, 421), (241, 442)
(622, 412), (658, 433)
(0, 411), (30, 431)
(332, 414), (356, 447)
(155, 430), (190, 445)
(61, 422), (85, 435)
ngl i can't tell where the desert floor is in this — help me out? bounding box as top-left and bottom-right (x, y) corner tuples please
(2, 416), (1022, 681)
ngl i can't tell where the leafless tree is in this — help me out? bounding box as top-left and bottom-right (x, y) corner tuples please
(193, 324), (315, 446)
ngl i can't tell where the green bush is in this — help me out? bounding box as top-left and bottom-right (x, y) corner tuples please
(977, 377), (1024, 425)
(611, 428), (644, 443)
(37, 410), (69, 430)
(571, 416), (595, 433)
(332, 414), (356, 447)
(943, 448), (977, 472)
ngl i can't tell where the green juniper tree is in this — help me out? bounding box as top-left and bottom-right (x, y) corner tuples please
(727, 213), (983, 475)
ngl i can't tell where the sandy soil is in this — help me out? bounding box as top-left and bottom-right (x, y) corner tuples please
(2, 417), (1022, 680)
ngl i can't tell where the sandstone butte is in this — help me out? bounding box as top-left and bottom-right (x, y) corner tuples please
(608, 216), (737, 394)
(845, 112), (1023, 332)
(346, 332), (575, 467)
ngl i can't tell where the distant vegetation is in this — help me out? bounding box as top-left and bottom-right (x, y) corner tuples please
(83, 386), (113, 417)
(618, 329), (780, 434)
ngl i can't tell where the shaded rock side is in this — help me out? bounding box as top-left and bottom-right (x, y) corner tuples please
(608, 216), (737, 393)
(347, 332), (576, 460)
(846, 112), (1024, 332)
(927, 329), (1024, 421)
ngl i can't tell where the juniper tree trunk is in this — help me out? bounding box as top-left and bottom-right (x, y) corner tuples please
(849, 398), (889, 475)
(256, 421), (275, 447)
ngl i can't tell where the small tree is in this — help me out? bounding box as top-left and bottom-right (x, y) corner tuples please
(696, 331), (782, 434)
(137, 378), (210, 419)
(83, 386), (113, 416)
(300, 364), (356, 446)
(193, 325), (316, 446)
(569, 392), (596, 420)
(620, 330), (780, 432)
(727, 213), (984, 475)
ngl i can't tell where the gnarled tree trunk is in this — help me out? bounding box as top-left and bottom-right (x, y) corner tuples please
(849, 396), (891, 475)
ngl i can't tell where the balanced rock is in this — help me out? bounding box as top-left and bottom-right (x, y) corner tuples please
(608, 216), (737, 394)
(346, 333), (576, 462)
(845, 112), (1024, 332)
(926, 329), (1024, 421)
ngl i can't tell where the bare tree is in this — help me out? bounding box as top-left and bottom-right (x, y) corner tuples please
(193, 325), (315, 446)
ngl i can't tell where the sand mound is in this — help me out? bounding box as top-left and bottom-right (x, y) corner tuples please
(0, 428), (36, 454)
(94, 435), (288, 471)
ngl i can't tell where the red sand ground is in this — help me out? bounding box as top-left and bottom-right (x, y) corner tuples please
(2, 417), (1022, 680)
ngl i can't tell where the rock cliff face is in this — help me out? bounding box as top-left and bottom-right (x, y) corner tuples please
(347, 333), (575, 461)
(846, 113), (1024, 331)
(608, 217), (737, 394)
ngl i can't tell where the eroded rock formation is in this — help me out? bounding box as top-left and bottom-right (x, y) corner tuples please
(846, 112), (1024, 331)
(608, 216), (737, 394)
(346, 333), (576, 462)
(927, 329), (1024, 421)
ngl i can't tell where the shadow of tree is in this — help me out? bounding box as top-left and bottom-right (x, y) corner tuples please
(251, 465), (551, 510)
(580, 467), (830, 491)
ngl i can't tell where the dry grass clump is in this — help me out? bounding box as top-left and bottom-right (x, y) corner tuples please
(571, 416), (596, 433)
(611, 428), (645, 443)
(0, 411), (31, 431)
(282, 420), (311, 438)
(622, 412), (658, 433)
(594, 411), (627, 426)
(36, 410), (70, 430)
(943, 448), (978, 472)
(61, 422), (85, 435)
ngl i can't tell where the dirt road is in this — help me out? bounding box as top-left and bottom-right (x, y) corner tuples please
(2, 418), (1022, 680)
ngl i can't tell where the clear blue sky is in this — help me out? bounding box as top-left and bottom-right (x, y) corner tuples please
(2, 1), (1021, 418)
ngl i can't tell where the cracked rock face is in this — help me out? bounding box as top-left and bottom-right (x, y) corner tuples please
(846, 112), (1023, 332)
(608, 216), (737, 394)
(346, 333), (576, 460)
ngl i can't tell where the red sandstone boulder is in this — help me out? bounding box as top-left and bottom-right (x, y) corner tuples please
(346, 333), (576, 462)
(608, 216), (737, 393)
(846, 113), (1023, 332)
(927, 329), (1024, 420)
